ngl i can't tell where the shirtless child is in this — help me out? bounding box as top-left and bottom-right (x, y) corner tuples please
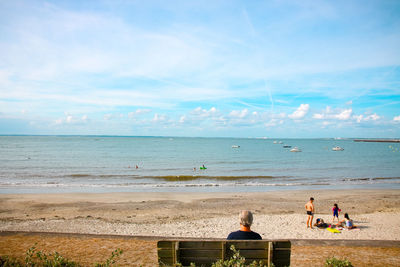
(305, 197), (315, 229)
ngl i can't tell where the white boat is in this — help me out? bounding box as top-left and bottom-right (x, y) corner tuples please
(332, 146), (344, 151)
(273, 141), (278, 144)
(232, 145), (240, 148)
(290, 147), (302, 152)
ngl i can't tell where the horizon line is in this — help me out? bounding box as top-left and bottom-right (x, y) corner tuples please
(1, 134), (399, 140)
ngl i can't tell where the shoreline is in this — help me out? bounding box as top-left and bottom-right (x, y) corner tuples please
(1, 189), (399, 241)
(2, 182), (400, 195)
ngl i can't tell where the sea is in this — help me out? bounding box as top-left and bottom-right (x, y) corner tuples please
(0, 136), (399, 193)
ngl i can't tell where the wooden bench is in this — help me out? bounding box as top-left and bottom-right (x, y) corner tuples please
(158, 240), (291, 267)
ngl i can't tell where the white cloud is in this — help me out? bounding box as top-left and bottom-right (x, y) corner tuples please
(103, 113), (123, 120)
(229, 108), (249, 119)
(313, 106), (385, 126)
(191, 107), (218, 118)
(272, 112), (287, 119)
(353, 115), (363, 123)
(135, 109), (152, 115)
(66, 115), (73, 123)
(313, 107), (352, 121)
(312, 113), (324, 119)
(226, 108), (263, 127)
(334, 109), (352, 120)
(352, 113), (380, 123)
(288, 104), (309, 119)
(129, 109), (152, 118)
(55, 114), (89, 125)
(179, 115), (186, 124)
(265, 119), (284, 127)
(176, 107), (220, 126)
(152, 113), (168, 123)
(364, 113), (380, 121)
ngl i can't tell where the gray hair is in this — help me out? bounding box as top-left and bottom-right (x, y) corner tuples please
(239, 210), (253, 227)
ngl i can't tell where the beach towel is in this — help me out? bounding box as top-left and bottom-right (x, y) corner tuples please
(327, 227), (341, 233)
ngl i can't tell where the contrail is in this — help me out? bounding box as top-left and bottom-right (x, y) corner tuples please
(243, 7), (275, 114)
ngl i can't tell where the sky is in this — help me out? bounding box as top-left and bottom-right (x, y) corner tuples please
(0, 0), (399, 138)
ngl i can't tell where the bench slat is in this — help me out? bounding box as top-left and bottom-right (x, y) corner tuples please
(227, 241), (269, 249)
(227, 249), (267, 259)
(158, 257), (174, 266)
(179, 241), (222, 249)
(179, 257), (221, 266)
(157, 249), (174, 258)
(273, 241), (291, 248)
(158, 241), (174, 248)
(179, 249), (222, 258)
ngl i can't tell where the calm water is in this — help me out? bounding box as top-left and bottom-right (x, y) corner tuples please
(0, 136), (399, 193)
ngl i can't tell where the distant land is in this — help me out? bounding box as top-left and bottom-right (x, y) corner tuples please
(354, 139), (400, 143)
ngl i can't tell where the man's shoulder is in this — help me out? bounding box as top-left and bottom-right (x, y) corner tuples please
(227, 230), (241, 239)
(250, 231), (262, 239)
(227, 230), (262, 240)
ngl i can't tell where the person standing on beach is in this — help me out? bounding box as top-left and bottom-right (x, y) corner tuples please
(227, 210), (262, 240)
(332, 203), (341, 223)
(305, 197), (315, 229)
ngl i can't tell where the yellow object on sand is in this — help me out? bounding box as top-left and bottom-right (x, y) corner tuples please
(327, 227), (341, 233)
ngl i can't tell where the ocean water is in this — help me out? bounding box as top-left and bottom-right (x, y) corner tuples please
(0, 136), (399, 193)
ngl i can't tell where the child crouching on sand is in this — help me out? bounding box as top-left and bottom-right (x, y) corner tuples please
(337, 213), (357, 230)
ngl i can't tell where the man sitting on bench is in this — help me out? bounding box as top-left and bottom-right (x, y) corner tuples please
(227, 210), (262, 240)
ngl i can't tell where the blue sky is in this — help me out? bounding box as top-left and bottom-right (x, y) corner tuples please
(0, 0), (399, 138)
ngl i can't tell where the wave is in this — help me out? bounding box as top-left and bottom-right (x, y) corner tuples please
(341, 177), (400, 182)
(70, 174), (91, 177)
(0, 182), (314, 188)
(146, 175), (286, 181)
(39, 174), (292, 181)
(2, 177), (400, 189)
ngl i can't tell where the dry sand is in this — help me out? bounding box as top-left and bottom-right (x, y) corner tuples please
(1, 189), (399, 240)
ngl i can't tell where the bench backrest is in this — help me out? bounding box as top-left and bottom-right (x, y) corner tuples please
(158, 240), (291, 267)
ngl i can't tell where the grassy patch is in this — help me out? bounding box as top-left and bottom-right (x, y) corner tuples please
(0, 245), (123, 267)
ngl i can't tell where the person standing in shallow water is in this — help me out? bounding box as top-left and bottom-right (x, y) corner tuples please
(305, 197), (315, 229)
(227, 210), (262, 240)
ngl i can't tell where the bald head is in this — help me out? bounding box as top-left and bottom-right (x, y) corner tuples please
(239, 210), (253, 227)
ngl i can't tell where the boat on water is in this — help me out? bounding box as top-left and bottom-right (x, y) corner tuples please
(332, 146), (344, 151)
(232, 145), (240, 148)
(283, 145), (292, 148)
(273, 141), (278, 144)
(290, 147), (302, 152)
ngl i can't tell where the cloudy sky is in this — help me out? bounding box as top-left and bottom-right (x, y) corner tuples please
(1, 0), (399, 137)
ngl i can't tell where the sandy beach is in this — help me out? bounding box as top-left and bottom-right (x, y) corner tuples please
(1, 189), (399, 240)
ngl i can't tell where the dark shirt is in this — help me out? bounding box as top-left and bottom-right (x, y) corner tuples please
(227, 230), (262, 240)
